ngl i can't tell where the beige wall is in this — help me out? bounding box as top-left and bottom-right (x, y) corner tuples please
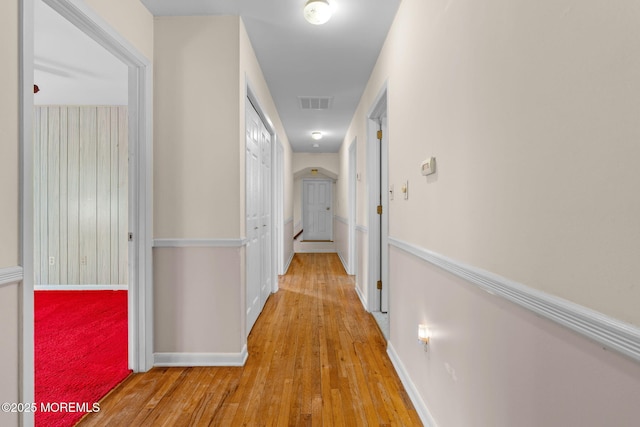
(0, 0), (19, 268)
(343, 0), (640, 327)
(153, 16), (292, 353)
(154, 247), (242, 352)
(340, 0), (640, 424)
(154, 16), (241, 239)
(0, 0), (20, 425)
(83, 0), (153, 60)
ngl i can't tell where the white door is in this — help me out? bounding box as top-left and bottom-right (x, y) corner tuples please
(259, 117), (272, 308)
(303, 179), (333, 241)
(246, 100), (272, 334)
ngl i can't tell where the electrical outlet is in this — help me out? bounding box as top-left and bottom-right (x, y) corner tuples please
(49, 257), (55, 266)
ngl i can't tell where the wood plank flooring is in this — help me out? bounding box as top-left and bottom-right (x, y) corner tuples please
(77, 253), (422, 426)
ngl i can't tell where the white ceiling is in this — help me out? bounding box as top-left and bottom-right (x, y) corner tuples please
(34, 0), (128, 106)
(141, 0), (400, 153)
(34, 0), (399, 152)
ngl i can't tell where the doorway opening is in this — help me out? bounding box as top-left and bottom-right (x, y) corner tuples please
(367, 86), (389, 339)
(22, 0), (153, 423)
(245, 86), (280, 337)
(32, 1), (130, 423)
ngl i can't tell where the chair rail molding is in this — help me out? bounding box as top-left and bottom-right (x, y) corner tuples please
(153, 238), (248, 248)
(389, 236), (640, 364)
(0, 266), (23, 287)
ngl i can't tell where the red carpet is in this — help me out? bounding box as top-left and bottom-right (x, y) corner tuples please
(35, 290), (130, 427)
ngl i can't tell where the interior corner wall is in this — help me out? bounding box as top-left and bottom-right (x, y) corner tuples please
(154, 16), (241, 239)
(340, 0), (640, 425)
(0, 0), (20, 425)
(153, 15), (244, 356)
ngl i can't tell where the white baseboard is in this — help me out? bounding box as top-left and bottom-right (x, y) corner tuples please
(35, 284), (128, 291)
(355, 283), (367, 311)
(154, 346), (248, 367)
(283, 251), (295, 274)
(295, 248), (337, 253)
(387, 342), (438, 427)
(337, 251), (349, 273)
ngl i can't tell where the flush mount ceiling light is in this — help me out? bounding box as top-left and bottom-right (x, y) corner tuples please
(311, 131), (323, 140)
(304, 0), (332, 25)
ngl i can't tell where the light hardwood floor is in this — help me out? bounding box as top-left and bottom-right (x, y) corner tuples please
(78, 253), (422, 426)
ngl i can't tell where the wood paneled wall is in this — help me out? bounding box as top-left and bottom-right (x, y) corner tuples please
(34, 106), (128, 285)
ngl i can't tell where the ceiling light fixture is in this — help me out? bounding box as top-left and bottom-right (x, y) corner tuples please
(304, 0), (332, 25)
(311, 131), (323, 140)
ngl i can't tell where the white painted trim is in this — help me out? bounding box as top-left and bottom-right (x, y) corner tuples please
(284, 216), (294, 225)
(154, 346), (249, 367)
(153, 238), (248, 248)
(355, 283), (367, 311)
(337, 251), (349, 274)
(367, 84), (389, 314)
(283, 251), (295, 274)
(356, 225), (368, 233)
(388, 237), (640, 364)
(348, 139), (357, 276)
(26, 0), (155, 383)
(20, 0), (36, 423)
(387, 342), (438, 427)
(0, 266), (23, 287)
(295, 248), (337, 254)
(35, 285), (128, 291)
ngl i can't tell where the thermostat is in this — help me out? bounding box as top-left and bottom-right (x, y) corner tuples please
(421, 157), (436, 176)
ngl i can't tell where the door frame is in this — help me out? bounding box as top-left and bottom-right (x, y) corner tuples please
(366, 84), (389, 313)
(21, 0), (154, 421)
(348, 138), (357, 275)
(302, 178), (334, 242)
(275, 141), (285, 276)
(245, 81), (279, 338)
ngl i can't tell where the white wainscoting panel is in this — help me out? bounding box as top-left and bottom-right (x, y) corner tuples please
(388, 236), (640, 364)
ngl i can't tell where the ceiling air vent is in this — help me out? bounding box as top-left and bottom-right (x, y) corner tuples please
(299, 96), (333, 110)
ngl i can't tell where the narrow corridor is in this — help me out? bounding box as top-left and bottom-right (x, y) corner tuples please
(78, 253), (421, 426)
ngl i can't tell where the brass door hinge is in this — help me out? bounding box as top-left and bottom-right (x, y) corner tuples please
(377, 205), (383, 215)
(377, 280), (382, 290)
(377, 130), (383, 140)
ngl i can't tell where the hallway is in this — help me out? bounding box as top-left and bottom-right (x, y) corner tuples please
(77, 253), (422, 426)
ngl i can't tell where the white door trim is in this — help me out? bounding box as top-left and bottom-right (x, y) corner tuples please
(348, 138), (357, 275)
(366, 84), (389, 313)
(245, 79), (278, 340)
(21, 1), (153, 423)
(276, 141), (285, 277)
